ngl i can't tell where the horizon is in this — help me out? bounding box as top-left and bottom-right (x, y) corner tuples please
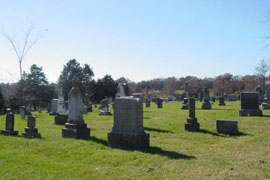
(0, 1), (270, 83)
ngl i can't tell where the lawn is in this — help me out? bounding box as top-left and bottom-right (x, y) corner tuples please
(0, 101), (269, 180)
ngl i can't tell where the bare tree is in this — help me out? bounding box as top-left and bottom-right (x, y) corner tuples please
(255, 59), (268, 77)
(1, 24), (45, 105)
(1, 24), (41, 80)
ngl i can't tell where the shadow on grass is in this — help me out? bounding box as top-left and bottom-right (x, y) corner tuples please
(142, 146), (196, 160)
(87, 136), (108, 146)
(198, 129), (252, 137)
(144, 117), (151, 120)
(262, 114), (270, 117)
(145, 127), (172, 133)
(86, 136), (195, 159)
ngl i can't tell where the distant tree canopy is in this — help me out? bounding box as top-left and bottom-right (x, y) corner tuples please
(21, 64), (54, 110)
(58, 59), (94, 100)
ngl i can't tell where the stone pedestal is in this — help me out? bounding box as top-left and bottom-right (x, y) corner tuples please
(239, 109), (262, 116)
(181, 98), (189, 109)
(108, 97), (149, 150)
(62, 80), (90, 139)
(216, 120), (238, 135)
(55, 114), (68, 125)
(62, 121), (90, 139)
(239, 92), (262, 116)
(218, 97), (225, 106)
(185, 98), (200, 132)
(0, 112), (18, 136)
(22, 115), (41, 138)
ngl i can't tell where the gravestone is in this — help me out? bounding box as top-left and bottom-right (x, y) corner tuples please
(22, 115), (41, 138)
(157, 98), (163, 108)
(50, 99), (58, 115)
(25, 104), (31, 115)
(55, 86), (68, 125)
(47, 103), (50, 113)
(181, 97), (189, 109)
(219, 87), (226, 106)
(0, 112), (18, 136)
(256, 86), (264, 104)
(185, 97), (200, 131)
(227, 94), (236, 101)
(108, 96), (149, 149)
(115, 83), (128, 98)
(145, 100), (151, 107)
(99, 98), (112, 115)
(202, 88), (212, 109)
(20, 106), (26, 120)
(239, 92), (262, 116)
(262, 81), (270, 109)
(184, 81), (189, 98)
(62, 80), (90, 139)
(83, 104), (88, 115)
(216, 120), (238, 135)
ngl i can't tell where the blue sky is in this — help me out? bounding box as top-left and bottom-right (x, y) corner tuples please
(0, 0), (269, 83)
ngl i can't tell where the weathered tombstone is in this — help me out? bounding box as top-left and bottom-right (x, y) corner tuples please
(184, 81), (190, 98)
(202, 88), (212, 109)
(0, 112), (18, 136)
(239, 92), (262, 116)
(49, 99), (58, 115)
(83, 104), (88, 115)
(62, 80), (90, 139)
(262, 81), (270, 109)
(115, 83), (128, 98)
(157, 98), (163, 108)
(25, 104), (31, 115)
(185, 97), (200, 131)
(227, 94), (236, 101)
(22, 115), (41, 138)
(216, 120), (238, 135)
(108, 96), (149, 149)
(218, 87), (226, 106)
(99, 98), (112, 115)
(19, 106), (26, 120)
(55, 86), (68, 125)
(181, 97), (189, 109)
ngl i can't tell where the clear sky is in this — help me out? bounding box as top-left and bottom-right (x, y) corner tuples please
(0, 0), (269, 83)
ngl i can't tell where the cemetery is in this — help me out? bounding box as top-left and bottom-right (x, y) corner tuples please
(0, 97), (270, 179)
(1, 1), (270, 179)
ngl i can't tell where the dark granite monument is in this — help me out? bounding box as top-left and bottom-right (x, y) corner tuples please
(157, 98), (163, 108)
(22, 115), (41, 138)
(62, 80), (90, 139)
(181, 97), (189, 109)
(239, 92), (262, 116)
(0, 112), (18, 136)
(185, 97), (200, 132)
(216, 120), (238, 135)
(108, 96), (149, 150)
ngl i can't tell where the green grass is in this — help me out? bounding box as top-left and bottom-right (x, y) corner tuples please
(0, 101), (270, 180)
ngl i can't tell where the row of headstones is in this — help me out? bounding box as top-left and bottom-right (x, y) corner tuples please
(184, 97), (238, 135)
(0, 112), (41, 138)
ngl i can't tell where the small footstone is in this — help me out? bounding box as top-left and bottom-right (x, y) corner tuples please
(216, 120), (238, 135)
(55, 114), (68, 125)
